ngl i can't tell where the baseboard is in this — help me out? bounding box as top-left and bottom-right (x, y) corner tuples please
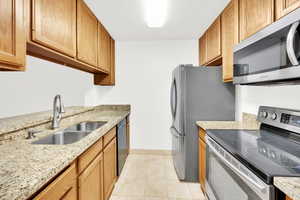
(130, 149), (172, 156)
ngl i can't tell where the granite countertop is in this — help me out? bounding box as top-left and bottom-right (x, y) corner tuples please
(0, 105), (130, 200)
(196, 113), (260, 130)
(274, 177), (300, 200)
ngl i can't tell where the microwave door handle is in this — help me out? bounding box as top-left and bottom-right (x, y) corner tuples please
(206, 139), (267, 193)
(287, 21), (300, 66)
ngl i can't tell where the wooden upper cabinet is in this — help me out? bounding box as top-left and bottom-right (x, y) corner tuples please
(240, 0), (274, 41)
(206, 16), (222, 63)
(0, 0), (26, 70)
(276, 0), (300, 20)
(98, 23), (110, 72)
(199, 33), (207, 66)
(221, 0), (239, 82)
(78, 153), (104, 200)
(77, 0), (98, 66)
(103, 138), (117, 200)
(32, 0), (76, 57)
(94, 34), (115, 85)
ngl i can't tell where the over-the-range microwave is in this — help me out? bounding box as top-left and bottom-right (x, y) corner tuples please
(234, 8), (300, 85)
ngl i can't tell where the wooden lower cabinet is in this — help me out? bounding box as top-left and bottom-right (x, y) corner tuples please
(33, 163), (77, 200)
(103, 138), (117, 200)
(78, 153), (104, 200)
(286, 196), (293, 200)
(126, 116), (130, 154)
(199, 137), (206, 193)
(33, 126), (120, 200)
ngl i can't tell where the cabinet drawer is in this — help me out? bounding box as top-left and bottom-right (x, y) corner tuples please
(33, 163), (77, 200)
(103, 127), (116, 147)
(198, 128), (206, 141)
(78, 138), (103, 174)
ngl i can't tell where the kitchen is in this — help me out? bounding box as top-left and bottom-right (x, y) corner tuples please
(1, 0), (300, 200)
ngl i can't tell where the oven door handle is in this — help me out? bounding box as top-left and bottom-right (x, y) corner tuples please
(287, 21), (300, 66)
(206, 138), (268, 193)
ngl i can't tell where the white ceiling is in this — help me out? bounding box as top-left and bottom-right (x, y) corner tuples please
(84, 0), (230, 41)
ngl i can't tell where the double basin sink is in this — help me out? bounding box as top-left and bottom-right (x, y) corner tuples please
(32, 121), (107, 145)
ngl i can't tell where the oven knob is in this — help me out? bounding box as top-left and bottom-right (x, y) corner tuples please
(260, 111), (268, 118)
(271, 113), (277, 120)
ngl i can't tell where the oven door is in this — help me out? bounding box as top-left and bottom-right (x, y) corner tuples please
(205, 136), (275, 200)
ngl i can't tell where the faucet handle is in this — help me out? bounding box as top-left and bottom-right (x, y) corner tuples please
(26, 129), (42, 139)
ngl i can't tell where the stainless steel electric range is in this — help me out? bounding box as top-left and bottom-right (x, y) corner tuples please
(205, 106), (300, 200)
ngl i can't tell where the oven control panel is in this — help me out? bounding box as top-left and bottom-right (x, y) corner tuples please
(258, 106), (300, 134)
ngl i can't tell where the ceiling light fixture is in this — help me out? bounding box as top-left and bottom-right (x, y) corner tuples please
(144, 0), (169, 28)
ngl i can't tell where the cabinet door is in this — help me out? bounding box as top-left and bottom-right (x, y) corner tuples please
(32, 0), (76, 57)
(199, 138), (206, 193)
(98, 23), (111, 72)
(77, 0), (98, 66)
(276, 0), (300, 19)
(33, 163), (77, 200)
(78, 153), (104, 200)
(110, 38), (116, 84)
(240, 0), (274, 41)
(0, 0), (26, 70)
(103, 138), (117, 200)
(94, 36), (115, 85)
(206, 17), (222, 62)
(126, 117), (130, 154)
(221, 0), (239, 82)
(199, 33), (207, 66)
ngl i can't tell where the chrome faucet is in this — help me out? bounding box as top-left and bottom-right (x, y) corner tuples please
(51, 95), (65, 129)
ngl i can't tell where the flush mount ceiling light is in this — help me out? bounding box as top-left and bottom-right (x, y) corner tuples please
(144, 0), (169, 28)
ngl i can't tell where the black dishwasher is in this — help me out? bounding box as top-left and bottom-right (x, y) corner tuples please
(117, 119), (128, 176)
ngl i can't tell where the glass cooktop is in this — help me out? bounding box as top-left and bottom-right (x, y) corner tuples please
(207, 125), (300, 184)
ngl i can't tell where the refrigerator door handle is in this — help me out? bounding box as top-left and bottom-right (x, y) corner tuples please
(170, 79), (177, 119)
(170, 127), (184, 138)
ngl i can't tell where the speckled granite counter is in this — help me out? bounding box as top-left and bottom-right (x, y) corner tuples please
(274, 177), (300, 200)
(0, 105), (130, 200)
(196, 113), (260, 130)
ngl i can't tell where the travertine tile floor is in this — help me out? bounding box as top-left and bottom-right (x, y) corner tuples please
(110, 154), (206, 200)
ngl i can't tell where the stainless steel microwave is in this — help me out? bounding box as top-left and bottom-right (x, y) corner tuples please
(234, 8), (300, 85)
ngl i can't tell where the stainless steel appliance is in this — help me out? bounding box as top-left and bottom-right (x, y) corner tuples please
(117, 119), (128, 176)
(170, 65), (235, 182)
(206, 106), (300, 200)
(234, 8), (300, 85)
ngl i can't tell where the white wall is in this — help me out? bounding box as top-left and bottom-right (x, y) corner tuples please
(85, 40), (198, 150)
(0, 56), (92, 118)
(236, 85), (300, 119)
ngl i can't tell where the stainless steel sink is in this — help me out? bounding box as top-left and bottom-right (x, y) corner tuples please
(32, 121), (107, 145)
(65, 121), (107, 132)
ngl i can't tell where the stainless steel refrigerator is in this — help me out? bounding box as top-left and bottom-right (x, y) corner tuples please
(170, 65), (235, 182)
